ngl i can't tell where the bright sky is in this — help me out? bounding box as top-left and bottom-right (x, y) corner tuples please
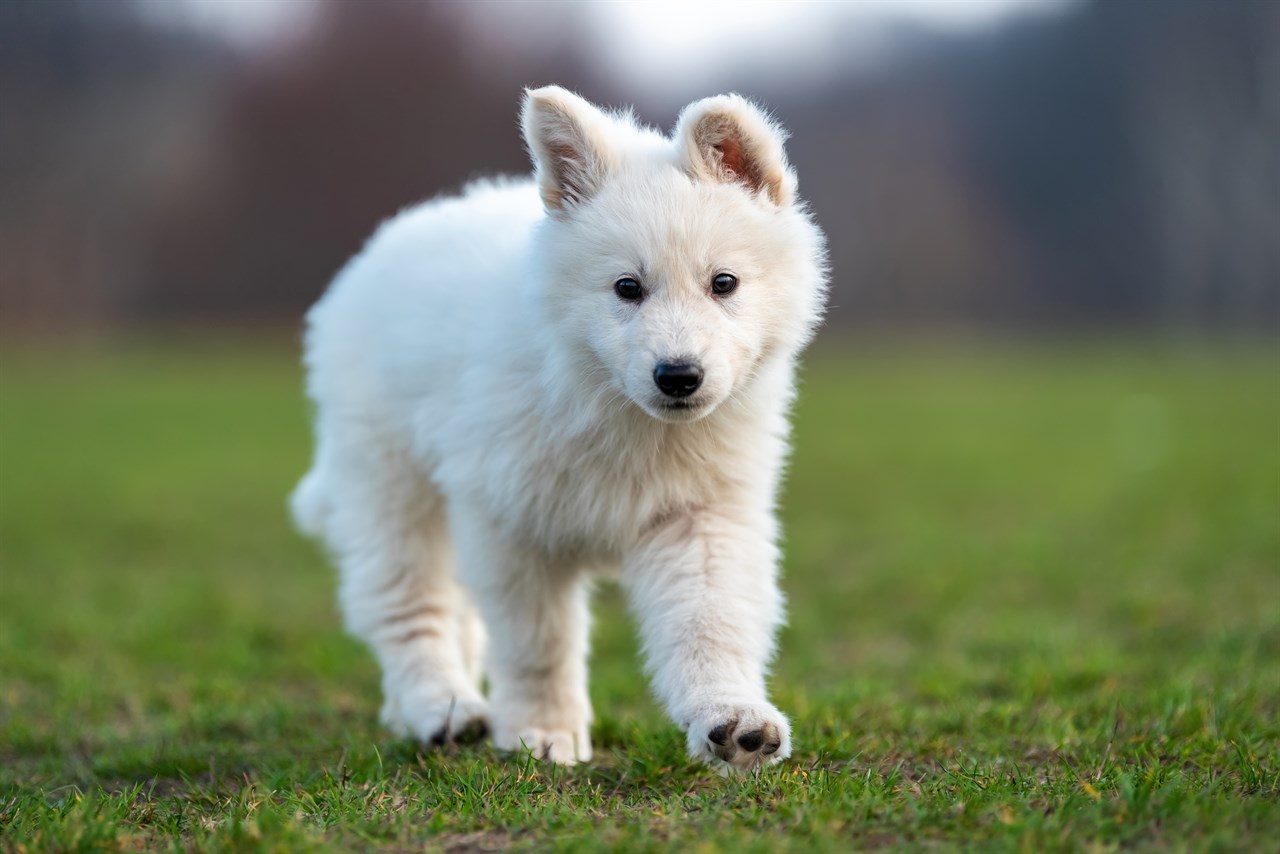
(142, 0), (1067, 92)
(596, 0), (1052, 49)
(580, 0), (1061, 91)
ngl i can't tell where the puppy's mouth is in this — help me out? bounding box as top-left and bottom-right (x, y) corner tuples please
(643, 395), (716, 423)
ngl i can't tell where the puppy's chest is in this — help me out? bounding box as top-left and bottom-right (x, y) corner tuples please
(487, 428), (715, 553)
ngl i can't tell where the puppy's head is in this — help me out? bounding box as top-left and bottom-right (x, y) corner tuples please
(523, 86), (827, 423)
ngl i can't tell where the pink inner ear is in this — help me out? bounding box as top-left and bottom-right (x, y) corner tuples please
(714, 139), (755, 190)
(543, 140), (578, 209)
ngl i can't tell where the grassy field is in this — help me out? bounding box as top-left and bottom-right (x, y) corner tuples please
(1, 336), (1277, 851)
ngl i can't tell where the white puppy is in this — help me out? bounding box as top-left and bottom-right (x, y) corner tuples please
(291, 86), (828, 773)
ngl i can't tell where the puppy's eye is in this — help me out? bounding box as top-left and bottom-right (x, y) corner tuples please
(711, 273), (738, 296)
(615, 277), (643, 301)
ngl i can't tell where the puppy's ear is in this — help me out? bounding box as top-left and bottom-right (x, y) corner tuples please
(522, 86), (616, 214)
(675, 95), (795, 206)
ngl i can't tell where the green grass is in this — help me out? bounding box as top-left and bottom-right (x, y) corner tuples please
(2, 335), (1277, 851)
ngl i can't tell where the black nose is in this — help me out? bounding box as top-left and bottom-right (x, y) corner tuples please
(653, 362), (703, 398)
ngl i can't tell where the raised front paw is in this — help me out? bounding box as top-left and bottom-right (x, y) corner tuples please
(686, 702), (791, 773)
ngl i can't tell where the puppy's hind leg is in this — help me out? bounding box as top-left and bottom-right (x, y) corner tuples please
(317, 453), (489, 746)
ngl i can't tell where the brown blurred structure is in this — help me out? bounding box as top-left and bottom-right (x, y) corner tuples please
(1, 0), (1277, 332)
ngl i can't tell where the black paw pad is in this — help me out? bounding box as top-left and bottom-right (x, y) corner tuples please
(455, 717), (489, 743)
(736, 729), (765, 752)
(427, 717), (489, 747)
(708, 722), (733, 746)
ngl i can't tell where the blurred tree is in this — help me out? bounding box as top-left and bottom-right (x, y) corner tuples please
(0, 0), (224, 327)
(1, 0), (1275, 330)
(1131, 0), (1280, 326)
(789, 0), (1280, 329)
(137, 0), (584, 318)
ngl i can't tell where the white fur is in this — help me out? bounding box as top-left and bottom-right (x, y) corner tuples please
(291, 87), (828, 772)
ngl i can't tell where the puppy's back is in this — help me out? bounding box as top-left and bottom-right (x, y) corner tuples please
(300, 178), (546, 414)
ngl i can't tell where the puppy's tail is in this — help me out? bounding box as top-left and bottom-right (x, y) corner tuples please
(289, 468), (332, 540)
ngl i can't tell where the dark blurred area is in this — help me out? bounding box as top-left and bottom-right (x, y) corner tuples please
(1, 0), (1277, 333)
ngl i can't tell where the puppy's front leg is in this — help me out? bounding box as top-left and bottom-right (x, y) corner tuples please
(623, 509), (791, 773)
(450, 507), (593, 765)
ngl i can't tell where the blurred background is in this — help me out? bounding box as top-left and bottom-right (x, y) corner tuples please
(2, 0), (1277, 332)
(2, 5), (1279, 838)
